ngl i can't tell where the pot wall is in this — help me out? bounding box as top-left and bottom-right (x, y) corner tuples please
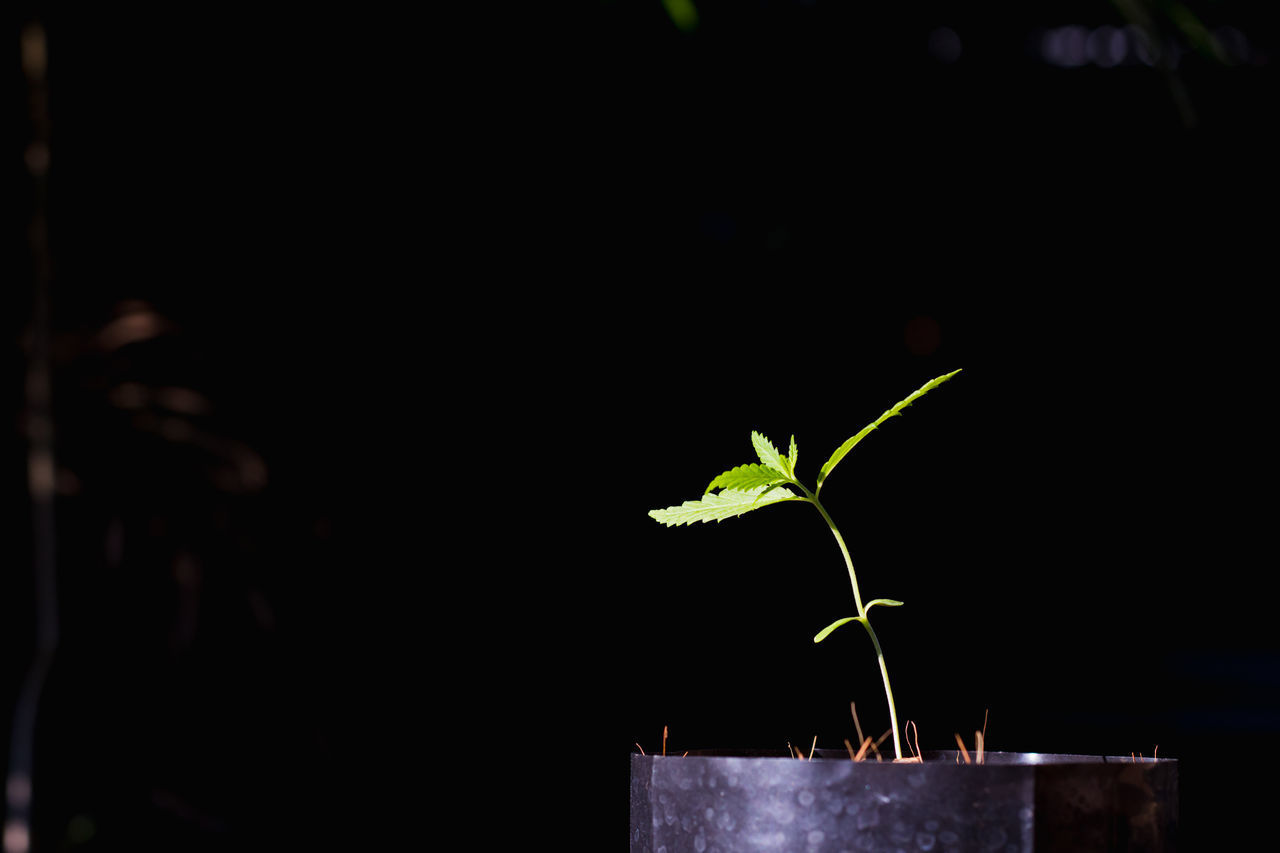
(630, 750), (1177, 852)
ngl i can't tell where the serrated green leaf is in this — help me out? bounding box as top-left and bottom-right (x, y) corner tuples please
(752, 431), (790, 477)
(816, 369), (962, 494)
(649, 485), (798, 527)
(813, 616), (864, 643)
(788, 434), (798, 475)
(705, 463), (789, 494)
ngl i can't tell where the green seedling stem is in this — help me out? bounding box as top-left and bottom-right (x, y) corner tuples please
(649, 369), (961, 761)
(794, 479), (902, 760)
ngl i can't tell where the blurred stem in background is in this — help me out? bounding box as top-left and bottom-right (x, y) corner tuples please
(7, 18), (58, 853)
(1111, 0), (1224, 128)
(653, 0), (1242, 128)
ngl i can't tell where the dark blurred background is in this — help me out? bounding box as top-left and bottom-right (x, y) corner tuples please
(7, 1), (1278, 851)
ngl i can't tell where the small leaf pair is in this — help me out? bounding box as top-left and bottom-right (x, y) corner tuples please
(813, 600), (904, 643)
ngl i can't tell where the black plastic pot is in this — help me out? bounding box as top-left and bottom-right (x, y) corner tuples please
(630, 749), (1177, 852)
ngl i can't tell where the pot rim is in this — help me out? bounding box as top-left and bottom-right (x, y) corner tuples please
(633, 748), (1175, 765)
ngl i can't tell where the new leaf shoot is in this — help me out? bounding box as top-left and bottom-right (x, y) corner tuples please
(816, 368), (962, 495)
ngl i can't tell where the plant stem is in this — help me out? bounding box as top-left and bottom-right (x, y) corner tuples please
(798, 482), (903, 760)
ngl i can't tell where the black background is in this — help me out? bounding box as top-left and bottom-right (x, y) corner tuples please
(8, 1), (1279, 850)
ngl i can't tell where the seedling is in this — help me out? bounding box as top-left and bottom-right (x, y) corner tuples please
(648, 369), (962, 761)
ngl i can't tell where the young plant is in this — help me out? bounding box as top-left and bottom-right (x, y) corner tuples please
(648, 369), (962, 761)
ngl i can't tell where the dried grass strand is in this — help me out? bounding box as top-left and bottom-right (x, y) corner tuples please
(871, 729), (892, 762)
(895, 721), (923, 763)
(851, 702), (866, 749)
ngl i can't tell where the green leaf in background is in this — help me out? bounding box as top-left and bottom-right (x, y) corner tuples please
(661, 0), (699, 32)
(649, 485), (798, 527)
